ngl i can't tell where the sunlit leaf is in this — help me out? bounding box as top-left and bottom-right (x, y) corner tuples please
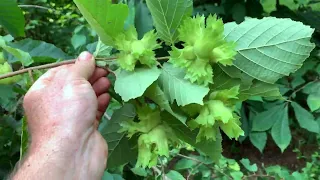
(224, 17), (315, 83)
(115, 66), (161, 101)
(7, 39), (69, 63)
(0, 37), (32, 66)
(0, 0), (25, 37)
(159, 63), (209, 106)
(146, 0), (193, 44)
(73, 0), (128, 46)
(145, 83), (187, 124)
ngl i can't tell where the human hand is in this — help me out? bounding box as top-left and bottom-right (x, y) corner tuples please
(13, 52), (110, 180)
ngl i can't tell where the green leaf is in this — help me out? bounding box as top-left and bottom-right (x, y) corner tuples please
(240, 158), (258, 172)
(0, 0), (25, 37)
(73, 0), (128, 46)
(71, 34), (86, 50)
(86, 42), (98, 54)
(0, 85), (16, 100)
(307, 94), (320, 112)
(102, 171), (123, 180)
(146, 0), (193, 45)
(100, 104), (137, 168)
(0, 37), (33, 66)
(211, 65), (242, 90)
(317, 117), (320, 132)
(291, 76), (305, 89)
(174, 158), (197, 170)
(94, 40), (113, 58)
(280, 0), (300, 10)
(218, 64), (254, 88)
(228, 161), (241, 171)
(303, 81), (320, 94)
(239, 106), (249, 143)
(291, 102), (319, 133)
(166, 170), (185, 180)
(159, 63), (209, 106)
(252, 104), (285, 132)
(291, 172), (307, 180)
(145, 83), (187, 123)
(7, 39), (69, 63)
(224, 17), (315, 84)
(239, 81), (281, 100)
(265, 165), (282, 174)
(163, 112), (222, 162)
(20, 116), (29, 160)
(249, 131), (267, 153)
(230, 171), (244, 180)
(135, 0), (154, 39)
(124, 0), (136, 30)
(260, 0), (276, 13)
(271, 105), (291, 152)
(115, 66), (161, 101)
(130, 167), (148, 177)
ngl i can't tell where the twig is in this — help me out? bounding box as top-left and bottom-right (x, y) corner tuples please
(152, 167), (162, 177)
(152, 166), (170, 180)
(0, 56), (170, 80)
(288, 77), (320, 100)
(177, 154), (203, 164)
(157, 56), (170, 61)
(0, 59), (77, 79)
(104, 113), (111, 120)
(95, 57), (117, 60)
(159, 158), (166, 180)
(28, 70), (34, 84)
(243, 174), (277, 180)
(187, 163), (202, 180)
(18, 5), (53, 11)
(177, 154), (232, 180)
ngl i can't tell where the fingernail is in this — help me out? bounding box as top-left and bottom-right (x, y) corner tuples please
(78, 51), (92, 61)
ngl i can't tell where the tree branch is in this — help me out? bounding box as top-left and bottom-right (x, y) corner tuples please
(0, 56), (170, 80)
(0, 58), (78, 79)
(18, 5), (53, 11)
(242, 174), (276, 179)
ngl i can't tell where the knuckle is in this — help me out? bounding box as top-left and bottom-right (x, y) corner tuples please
(70, 78), (89, 86)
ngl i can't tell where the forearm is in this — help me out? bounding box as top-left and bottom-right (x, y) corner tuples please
(12, 133), (79, 180)
(11, 128), (103, 180)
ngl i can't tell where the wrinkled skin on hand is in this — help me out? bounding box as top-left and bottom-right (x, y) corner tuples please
(13, 52), (111, 180)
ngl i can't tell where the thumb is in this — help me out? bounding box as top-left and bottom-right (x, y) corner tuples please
(71, 51), (95, 80)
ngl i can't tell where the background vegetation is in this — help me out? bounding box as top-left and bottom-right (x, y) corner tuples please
(0, 0), (320, 179)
